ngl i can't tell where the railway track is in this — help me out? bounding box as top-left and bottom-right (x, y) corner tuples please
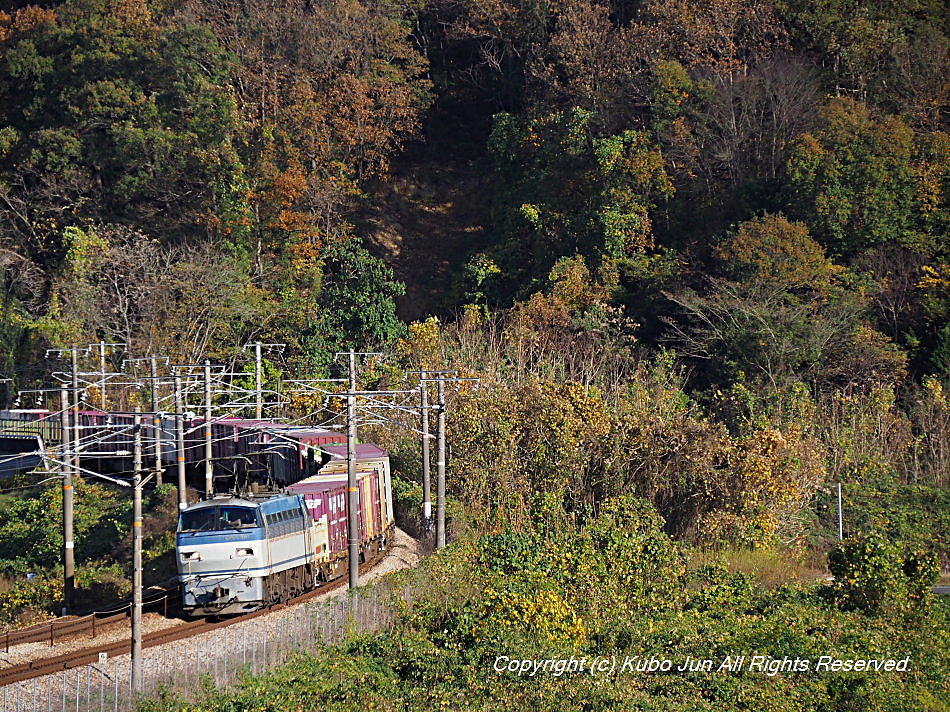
(0, 552), (382, 688)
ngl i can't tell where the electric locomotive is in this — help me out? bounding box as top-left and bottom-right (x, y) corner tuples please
(176, 493), (318, 615)
(175, 440), (395, 617)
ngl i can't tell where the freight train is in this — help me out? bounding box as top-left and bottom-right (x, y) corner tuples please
(1, 408), (395, 616)
(0, 409), (354, 488)
(176, 447), (394, 615)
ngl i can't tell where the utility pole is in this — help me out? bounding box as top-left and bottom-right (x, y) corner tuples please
(60, 388), (74, 615)
(174, 376), (187, 511)
(331, 350), (381, 587)
(436, 377), (446, 549)
(420, 370), (431, 535)
(150, 357), (162, 486)
(131, 409), (143, 695)
(413, 370), (474, 550)
(346, 351), (359, 589)
(255, 341), (263, 420)
(203, 361), (213, 499)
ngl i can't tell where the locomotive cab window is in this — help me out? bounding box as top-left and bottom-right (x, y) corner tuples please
(180, 506), (260, 532)
(180, 508), (216, 532)
(220, 507), (260, 528)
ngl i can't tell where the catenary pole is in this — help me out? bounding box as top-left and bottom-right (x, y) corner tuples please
(420, 370), (431, 535)
(98, 341), (107, 409)
(436, 377), (446, 549)
(150, 357), (162, 486)
(69, 348), (82, 612)
(71, 349), (81, 474)
(174, 376), (187, 511)
(60, 387), (74, 615)
(203, 361), (213, 499)
(347, 351), (359, 588)
(255, 341), (263, 420)
(131, 409), (143, 694)
(149, 357), (158, 412)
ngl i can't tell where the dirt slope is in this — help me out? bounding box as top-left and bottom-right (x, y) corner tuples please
(356, 141), (495, 322)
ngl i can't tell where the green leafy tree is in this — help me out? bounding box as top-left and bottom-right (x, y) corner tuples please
(0, 0), (244, 259)
(0, 477), (128, 574)
(303, 235), (406, 373)
(787, 98), (948, 258)
(488, 107), (673, 298)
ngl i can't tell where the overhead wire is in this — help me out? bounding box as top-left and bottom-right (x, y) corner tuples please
(0, 365), (424, 480)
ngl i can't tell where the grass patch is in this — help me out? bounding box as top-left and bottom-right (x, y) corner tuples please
(689, 546), (827, 588)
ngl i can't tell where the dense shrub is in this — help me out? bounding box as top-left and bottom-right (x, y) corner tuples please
(147, 512), (950, 712)
(827, 532), (938, 616)
(0, 576), (62, 625)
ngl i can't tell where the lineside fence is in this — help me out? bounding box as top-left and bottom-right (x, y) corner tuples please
(2, 591), (179, 654)
(0, 581), (410, 712)
(2, 615), (126, 654)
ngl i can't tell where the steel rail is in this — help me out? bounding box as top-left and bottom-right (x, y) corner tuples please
(0, 538), (391, 687)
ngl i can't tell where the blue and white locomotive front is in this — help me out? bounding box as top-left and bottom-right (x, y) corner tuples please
(176, 496), (271, 615)
(177, 493), (318, 615)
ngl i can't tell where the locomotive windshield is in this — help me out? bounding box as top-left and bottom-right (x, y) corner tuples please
(220, 506), (260, 528)
(179, 506), (260, 532)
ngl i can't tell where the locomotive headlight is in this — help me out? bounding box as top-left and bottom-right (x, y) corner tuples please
(236, 548), (254, 557)
(181, 551), (200, 561)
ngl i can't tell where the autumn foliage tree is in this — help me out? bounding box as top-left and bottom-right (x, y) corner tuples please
(715, 214), (841, 295)
(787, 98), (948, 258)
(665, 214), (907, 391)
(0, 0), (430, 373)
(175, 0), (431, 253)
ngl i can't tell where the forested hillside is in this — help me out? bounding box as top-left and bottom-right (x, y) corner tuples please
(0, 0), (946, 385)
(0, 0), (948, 707)
(2, 0), (945, 534)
